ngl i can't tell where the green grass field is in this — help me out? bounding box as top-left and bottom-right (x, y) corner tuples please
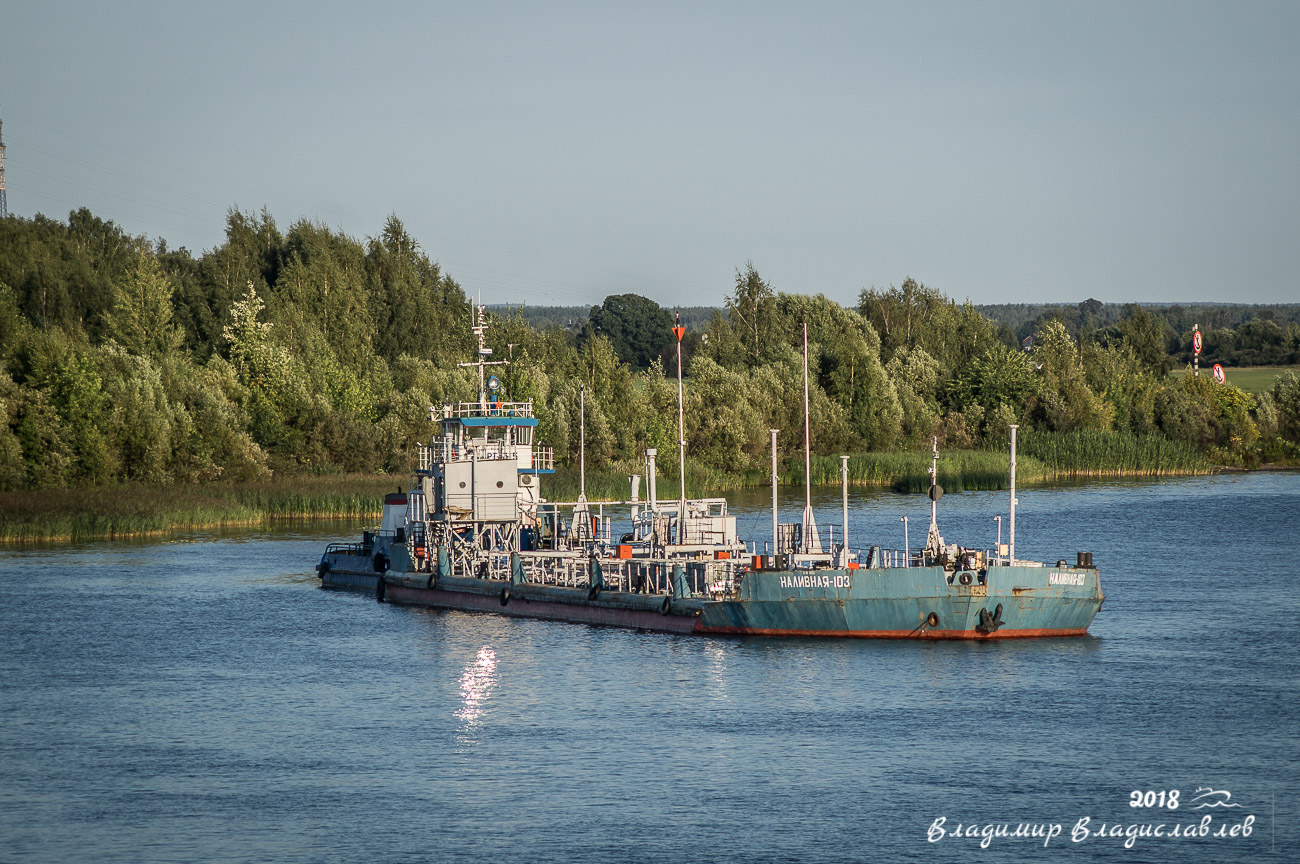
(1169, 365), (1298, 394)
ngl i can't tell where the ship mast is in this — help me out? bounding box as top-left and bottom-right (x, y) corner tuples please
(925, 436), (943, 553)
(458, 301), (507, 410)
(801, 323), (819, 553)
(579, 384), (586, 499)
(673, 313), (687, 542)
(1009, 424), (1018, 563)
(770, 429), (779, 560)
(840, 455), (850, 565)
(929, 436), (938, 528)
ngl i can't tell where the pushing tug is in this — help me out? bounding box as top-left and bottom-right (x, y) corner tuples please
(317, 304), (1104, 638)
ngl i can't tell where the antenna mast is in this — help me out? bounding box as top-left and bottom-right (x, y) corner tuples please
(457, 300), (507, 409)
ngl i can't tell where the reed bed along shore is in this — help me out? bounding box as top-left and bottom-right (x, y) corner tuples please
(0, 474), (398, 545)
(0, 432), (1216, 545)
(808, 430), (1214, 494)
(1017, 429), (1212, 478)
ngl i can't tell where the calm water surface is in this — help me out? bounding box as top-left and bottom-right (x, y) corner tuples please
(1, 472), (1297, 862)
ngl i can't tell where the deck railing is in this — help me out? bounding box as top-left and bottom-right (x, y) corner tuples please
(446, 400), (535, 418)
(419, 442), (554, 471)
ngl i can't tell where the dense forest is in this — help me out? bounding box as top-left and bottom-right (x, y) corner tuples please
(978, 300), (1300, 367)
(1, 207), (1298, 493)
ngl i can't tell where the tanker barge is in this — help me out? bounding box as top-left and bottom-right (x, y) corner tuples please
(317, 306), (1103, 639)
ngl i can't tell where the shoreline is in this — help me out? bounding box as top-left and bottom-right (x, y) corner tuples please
(2, 462), (1287, 547)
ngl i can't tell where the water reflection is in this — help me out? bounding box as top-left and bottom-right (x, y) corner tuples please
(704, 640), (729, 701)
(455, 646), (498, 741)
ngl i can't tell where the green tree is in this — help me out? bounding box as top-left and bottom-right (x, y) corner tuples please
(13, 388), (76, 488)
(220, 282), (298, 451)
(0, 282), (29, 368)
(0, 371), (27, 490)
(726, 263), (779, 366)
(779, 293), (901, 449)
(585, 293), (674, 369)
(159, 355), (268, 482)
(946, 342), (1040, 437)
(22, 330), (115, 484)
(886, 346), (941, 442)
(222, 283), (289, 390)
(1031, 320), (1111, 432)
(99, 347), (175, 483)
(857, 278), (1002, 388)
(1115, 305), (1173, 376)
(366, 214), (468, 365)
(103, 252), (185, 358)
(189, 208), (283, 358)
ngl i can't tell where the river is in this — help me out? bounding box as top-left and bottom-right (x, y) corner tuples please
(1, 472), (1296, 862)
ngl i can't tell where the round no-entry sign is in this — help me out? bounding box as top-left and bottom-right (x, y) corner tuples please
(1213, 364), (1225, 384)
(1193, 331), (1203, 354)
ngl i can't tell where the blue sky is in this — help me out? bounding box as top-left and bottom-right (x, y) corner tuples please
(3, 1), (1297, 308)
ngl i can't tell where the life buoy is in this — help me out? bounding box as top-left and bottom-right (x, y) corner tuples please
(958, 572), (972, 586)
(375, 577), (386, 603)
(500, 586), (510, 606)
(658, 596), (672, 616)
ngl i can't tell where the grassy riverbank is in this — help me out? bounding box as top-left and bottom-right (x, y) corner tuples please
(0, 474), (399, 545)
(0, 432), (1218, 545)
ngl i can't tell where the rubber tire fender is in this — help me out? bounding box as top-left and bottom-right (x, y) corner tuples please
(659, 595), (672, 616)
(587, 583), (602, 601)
(318, 562), (330, 579)
(500, 585), (511, 607)
(373, 553), (388, 574)
(375, 577), (386, 603)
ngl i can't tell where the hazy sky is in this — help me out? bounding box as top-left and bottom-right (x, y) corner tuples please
(3, 1), (1297, 309)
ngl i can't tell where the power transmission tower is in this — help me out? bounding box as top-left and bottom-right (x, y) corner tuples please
(0, 109), (7, 219)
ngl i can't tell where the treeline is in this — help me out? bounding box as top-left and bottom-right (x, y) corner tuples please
(1, 208), (1299, 493)
(488, 304), (717, 333)
(978, 299), (1300, 368)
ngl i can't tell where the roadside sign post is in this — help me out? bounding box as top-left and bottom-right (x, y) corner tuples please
(1192, 325), (1202, 377)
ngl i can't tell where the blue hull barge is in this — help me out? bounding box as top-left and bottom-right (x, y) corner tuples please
(318, 305), (1103, 639)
